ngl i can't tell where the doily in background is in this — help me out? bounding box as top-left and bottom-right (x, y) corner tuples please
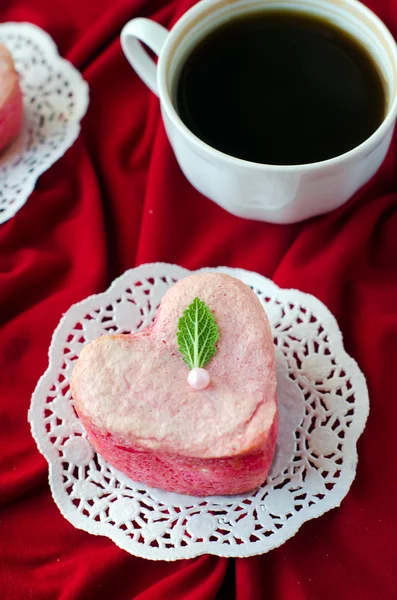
(0, 22), (89, 224)
(29, 264), (369, 560)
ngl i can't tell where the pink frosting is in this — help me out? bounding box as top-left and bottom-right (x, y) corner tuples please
(71, 273), (278, 495)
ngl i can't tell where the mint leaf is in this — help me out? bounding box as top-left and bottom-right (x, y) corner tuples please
(177, 298), (219, 369)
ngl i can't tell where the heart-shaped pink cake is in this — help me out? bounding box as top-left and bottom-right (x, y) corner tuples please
(0, 44), (23, 152)
(71, 273), (278, 496)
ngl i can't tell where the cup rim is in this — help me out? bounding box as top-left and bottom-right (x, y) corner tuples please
(158, 0), (397, 172)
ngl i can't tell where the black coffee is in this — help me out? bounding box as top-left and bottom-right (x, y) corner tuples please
(175, 11), (386, 165)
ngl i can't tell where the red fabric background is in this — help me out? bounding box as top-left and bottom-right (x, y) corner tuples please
(1, 0), (397, 598)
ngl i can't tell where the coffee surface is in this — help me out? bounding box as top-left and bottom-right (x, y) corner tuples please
(175, 11), (386, 165)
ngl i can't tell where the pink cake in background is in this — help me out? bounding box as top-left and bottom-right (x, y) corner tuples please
(0, 44), (23, 152)
(71, 273), (278, 496)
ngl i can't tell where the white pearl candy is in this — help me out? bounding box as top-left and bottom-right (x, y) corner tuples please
(188, 367), (210, 390)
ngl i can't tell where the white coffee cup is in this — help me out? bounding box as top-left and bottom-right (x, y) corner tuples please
(121, 0), (397, 223)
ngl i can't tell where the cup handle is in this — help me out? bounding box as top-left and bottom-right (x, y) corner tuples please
(121, 18), (169, 97)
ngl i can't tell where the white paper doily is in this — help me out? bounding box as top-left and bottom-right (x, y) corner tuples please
(0, 23), (89, 224)
(29, 264), (369, 560)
